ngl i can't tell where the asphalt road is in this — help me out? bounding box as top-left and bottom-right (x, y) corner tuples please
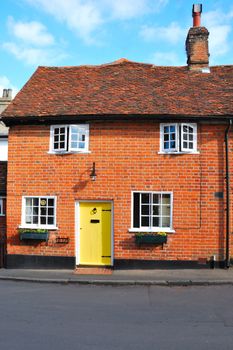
(0, 282), (232, 350)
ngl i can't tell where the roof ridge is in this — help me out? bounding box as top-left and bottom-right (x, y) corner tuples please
(37, 59), (154, 70)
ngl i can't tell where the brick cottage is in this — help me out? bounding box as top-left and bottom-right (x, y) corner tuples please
(2, 4), (233, 269)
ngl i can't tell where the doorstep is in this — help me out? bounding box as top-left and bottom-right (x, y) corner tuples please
(74, 266), (113, 275)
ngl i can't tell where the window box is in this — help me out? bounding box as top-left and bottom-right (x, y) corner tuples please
(19, 229), (49, 241)
(135, 233), (167, 245)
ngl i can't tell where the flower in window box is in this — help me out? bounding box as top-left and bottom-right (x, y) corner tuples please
(135, 232), (167, 244)
(19, 228), (49, 241)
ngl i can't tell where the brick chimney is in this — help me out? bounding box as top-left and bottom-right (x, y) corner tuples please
(0, 89), (12, 114)
(186, 4), (209, 71)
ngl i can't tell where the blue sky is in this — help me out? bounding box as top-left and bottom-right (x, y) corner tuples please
(1, 0), (233, 96)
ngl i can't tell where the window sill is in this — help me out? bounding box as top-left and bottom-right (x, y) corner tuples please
(19, 225), (58, 230)
(0, 214), (5, 217)
(128, 228), (175, 234)
(158, 151), (199, 155)
(48, 151), (91, 155)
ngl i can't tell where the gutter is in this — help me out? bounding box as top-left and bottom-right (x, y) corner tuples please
(225, 119), (232, 268)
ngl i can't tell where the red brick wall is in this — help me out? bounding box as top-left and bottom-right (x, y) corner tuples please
(6, 121), (232, 263)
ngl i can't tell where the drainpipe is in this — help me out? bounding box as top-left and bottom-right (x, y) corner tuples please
(225, 119), (232, 268)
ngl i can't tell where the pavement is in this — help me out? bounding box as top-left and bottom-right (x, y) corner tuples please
(1, 267), (233, 286)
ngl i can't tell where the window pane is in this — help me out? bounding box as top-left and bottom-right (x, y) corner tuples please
(141, 216), (149, 227)
(33, 198), (39, 206)
(71, 126), (78, 133)
(40, 208), (47, 216)
(133, 193), (140, 228)
(183, 125), (188, 132)
(33, 207), (38, 215)
(170, 125), (175, 132)
(48, 217), (54, 225)
(71, 134), (78, 141)
(78, 142), (85, 149)
(170, 141), (176, 149)
(153, 194), (159, 204)
(26, 216), (32, 224)
(164, 126), (169, 133)
(171, 133), (176, 141)
(162, 194), (170, 205)
(41, 217), (46, 225)
(141, 205), (149, 215)
(40, 198), (47, 206)
(26, 207), (32, 216)
(26, 198), (33, 206)
(183, 142), (187, 148)
(48, 199), (54, 207)
(153, 217), (159, 227)
(48, 208), (54, 216)
(162, 205), (170, 216)
(162, 216), (170, 227)
(141, 194), (150, 203)
(33, 216), (38, 224)
(189, 142), (193, 149)
(153, 206), (159, 215)
(71, 142), (78, 148)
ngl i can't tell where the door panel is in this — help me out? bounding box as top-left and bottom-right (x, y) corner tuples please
(79, 202), (111, 266)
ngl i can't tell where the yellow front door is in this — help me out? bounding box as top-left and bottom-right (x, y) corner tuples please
(79, 202), (112, 266)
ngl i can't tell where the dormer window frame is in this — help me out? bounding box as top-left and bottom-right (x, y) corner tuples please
(160, 122), (198, 154)
(49, 124), (89, 154)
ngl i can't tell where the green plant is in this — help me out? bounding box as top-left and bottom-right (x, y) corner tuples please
(18, 228), (48, 234)
(135, 232), (167, 237)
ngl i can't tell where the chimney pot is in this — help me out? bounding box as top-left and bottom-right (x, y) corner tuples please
(2, 89), (7, 98)
(7, 89), (12, 99)
(192, 4), (202, 27)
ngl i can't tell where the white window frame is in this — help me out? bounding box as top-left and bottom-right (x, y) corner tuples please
(0, 197), (6, 216)
(0, 137), (8, 161)
(21, 196), (57, 229)
(181, 123), (197, 152)
(129, 191), (174, 233)
(160, 123), (198, 154)
(49, 124), (89, 154)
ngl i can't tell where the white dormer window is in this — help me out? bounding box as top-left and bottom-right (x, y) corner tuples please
(160, 123), (197, 153)
(50, 124), (89, 153)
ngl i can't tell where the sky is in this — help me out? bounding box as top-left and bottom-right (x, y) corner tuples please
(1, 0), (233, 96)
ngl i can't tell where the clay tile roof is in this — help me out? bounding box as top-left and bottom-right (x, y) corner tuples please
(2, 59), (233, 121)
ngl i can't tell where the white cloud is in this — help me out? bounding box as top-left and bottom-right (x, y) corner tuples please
(7, 17), (54, 46)
(203, 9), (233, 58)
(25, 0), (103, 44)
(103, 0), (168, 20)
(140, 22), (184, 45)
(3, 16), (66, 66)
(150, 51), (182, 66)
(0, 76), (19, 97)
(24, 0), (169, 43)
(3, 42), (66, 66)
